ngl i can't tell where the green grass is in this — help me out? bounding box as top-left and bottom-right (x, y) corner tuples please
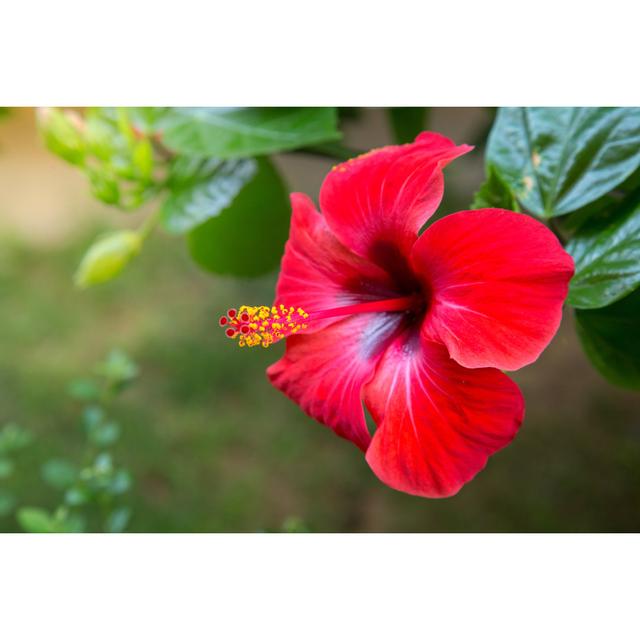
(1, 227), (639, 532)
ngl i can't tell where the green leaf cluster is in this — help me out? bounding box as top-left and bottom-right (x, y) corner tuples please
(477, 107), (640, 389)
(18, 349), (138, 533)
(42, 107), (341, 283)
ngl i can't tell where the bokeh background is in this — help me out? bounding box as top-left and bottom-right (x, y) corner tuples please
(0, 107), (638, 532)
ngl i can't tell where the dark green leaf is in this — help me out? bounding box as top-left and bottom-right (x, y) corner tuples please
(575, 289), (640, 389)
(486, 107), (640, 217)
(158, 107), (340, 158)
(471, 164), (520, 211)
(188, 157), (290, 277)
(42, 459), (78, 490)
(567, 200), (640, 309)
(388, 107), (428, 144)
(161, 159), (258, 234)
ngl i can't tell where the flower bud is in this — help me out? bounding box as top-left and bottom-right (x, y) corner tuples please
(74, 231), (142, 288)
(37, 107), (86, 166)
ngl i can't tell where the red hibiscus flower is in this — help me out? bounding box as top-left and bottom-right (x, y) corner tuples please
(220, 132), (574, 498)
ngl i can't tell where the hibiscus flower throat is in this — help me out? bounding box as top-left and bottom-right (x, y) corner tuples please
(218, 296), (421, 348)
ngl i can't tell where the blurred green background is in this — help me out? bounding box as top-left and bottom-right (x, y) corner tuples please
(0, 108), (638, 532)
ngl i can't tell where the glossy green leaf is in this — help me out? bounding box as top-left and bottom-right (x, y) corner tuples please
(567, 200), (640, 309)
(388, 107), (428, 144)
(471, 164), (520, 211)
(158, 107), (340, 158)
(188, 158), (290, 277)
(161, 159), (257, 234)
(575, 289), (640, 389)
(486, 107), (640, 217)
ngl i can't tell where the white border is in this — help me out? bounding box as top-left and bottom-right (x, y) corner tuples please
(1, 534), (637, 639)
(1, 1), (638, 105)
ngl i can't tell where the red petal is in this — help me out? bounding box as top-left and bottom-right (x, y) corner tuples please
(275, 193), (399, 332)
(413, 209), (575, 371)
(319, 132), (471, 268)
(267, 312), (403, 451)
(364, 335), (524, 498)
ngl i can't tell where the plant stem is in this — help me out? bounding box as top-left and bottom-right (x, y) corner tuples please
(138, 207), (162, 243)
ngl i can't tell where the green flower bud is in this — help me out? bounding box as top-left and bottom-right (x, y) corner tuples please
(74, 231), (142, 288)
(37, 107), (86, 166)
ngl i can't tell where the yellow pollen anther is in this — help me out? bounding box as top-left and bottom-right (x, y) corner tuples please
(219, 304), (309, 348)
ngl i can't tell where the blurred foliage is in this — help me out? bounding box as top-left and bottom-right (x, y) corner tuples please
(40, 107), (342, 284)
(9, 349), (137, 532)
(388, 107), (429, 144)
(0, 228), (638, 532)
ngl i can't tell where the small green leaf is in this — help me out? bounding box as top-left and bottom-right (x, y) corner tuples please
(471, 164), (520, 211)
(105, 506), (131, 533)
(132, 139), (154, 181)
(161, 159), (258, 234)
(158, 107), (340, 158)
(65, 486), (90, 507)
(281, 516), (310, 533)
(95, 349), (138, 388)
(56, 511), (86, 533)
(0, 423), (32, 454)
(87, 421), (121, 447)
(109, 469), (132, 495)
(567, 199), (640, 309)
(486, 107), (640, 218)
(188, 157), (290, 277)
(42, 459), (78, 490)
(0, 489), (16, 517)
(82, 405), (105, 428)
(67, 377), (101, 401)
(74, 231), (142, 288)
(87, 169), (121, 205)
(17, 507), (56, 533)
(0, 457), (14, 479)
(388, 107), (428, 144)
(575, 288), (640, 389)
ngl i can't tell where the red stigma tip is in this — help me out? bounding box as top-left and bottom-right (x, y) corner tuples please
(219, 316), (228, 326)
(240, 325), (250, 334)
(240, 312), (250, 322)
(227, 308), (237, 318)
(225, 328), (237, 338)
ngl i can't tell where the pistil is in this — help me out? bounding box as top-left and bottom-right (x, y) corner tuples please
(219, 296), (418, 348)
